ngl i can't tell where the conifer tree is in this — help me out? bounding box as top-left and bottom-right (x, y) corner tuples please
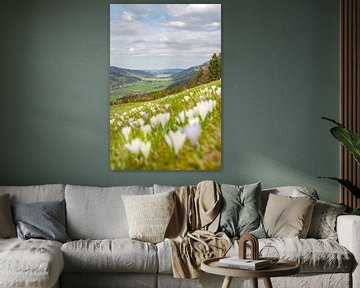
(208, 53), (221, 81)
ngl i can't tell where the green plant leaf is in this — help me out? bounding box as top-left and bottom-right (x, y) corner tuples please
(318, 177), (360, 198)
(351, 208), (360, 215)
(330, 127), (360, 165)
(322, 117), (360, 165)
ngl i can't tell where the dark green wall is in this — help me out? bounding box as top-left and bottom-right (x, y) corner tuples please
(0, 0), (340, 202)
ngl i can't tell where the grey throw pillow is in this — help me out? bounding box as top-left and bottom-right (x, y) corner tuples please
(12, 200), (70, 243)
(218, 182), (266, 238)
(307, 200), (347, 240)
(0, 194), (16, 238)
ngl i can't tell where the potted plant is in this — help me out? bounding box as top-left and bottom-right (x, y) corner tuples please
(320, 117), (360, 215)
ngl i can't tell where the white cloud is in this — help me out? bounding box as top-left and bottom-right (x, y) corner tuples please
(159, 37), (171, 43)
(168, 21), (186, 28)
(208, 22), (220, 28)
(110, 4), (221, 69)
(167, 4), (220, 18)
(122, 11), (134, 22)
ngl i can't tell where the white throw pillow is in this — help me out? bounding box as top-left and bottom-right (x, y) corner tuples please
(122, 191), (175, 243)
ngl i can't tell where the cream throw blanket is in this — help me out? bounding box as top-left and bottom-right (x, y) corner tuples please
(165, 181), (231, 279)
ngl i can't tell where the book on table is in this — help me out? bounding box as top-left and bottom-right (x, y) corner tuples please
(218, 257), (271, 270)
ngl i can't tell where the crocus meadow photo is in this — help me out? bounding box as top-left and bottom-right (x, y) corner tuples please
(110, 4), (221, 170)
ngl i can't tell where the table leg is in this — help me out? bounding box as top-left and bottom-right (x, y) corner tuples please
(263, 277), (273, 288)
(251, 278), (258, 288)
(221, 276), (233, 288)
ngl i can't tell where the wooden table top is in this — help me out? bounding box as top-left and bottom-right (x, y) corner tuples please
(201, 257), (300, 278)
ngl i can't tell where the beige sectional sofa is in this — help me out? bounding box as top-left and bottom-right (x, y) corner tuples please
(0, 184), (359, 288)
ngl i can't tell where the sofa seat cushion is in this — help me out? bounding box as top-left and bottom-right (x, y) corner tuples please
(157, 238), (353, 274)
(61, 239), (158, 273)
(231, 238), (353, 273)
(0, 238), (64, 288)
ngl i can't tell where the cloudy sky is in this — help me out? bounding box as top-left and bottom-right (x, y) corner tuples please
(110, 4), (221, 70)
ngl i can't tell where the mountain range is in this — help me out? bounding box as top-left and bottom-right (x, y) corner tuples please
(110, 62), (208, 89)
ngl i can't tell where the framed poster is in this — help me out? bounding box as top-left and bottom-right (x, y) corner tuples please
(110, 4), (221, 170)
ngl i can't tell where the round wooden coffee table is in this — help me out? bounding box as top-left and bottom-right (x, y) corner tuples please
(201, 257), (300, 288)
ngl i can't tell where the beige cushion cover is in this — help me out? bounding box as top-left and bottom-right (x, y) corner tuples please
(0, 194), (16, 238)
(122, 191), (175, 243)
(263, 193), (316, 238)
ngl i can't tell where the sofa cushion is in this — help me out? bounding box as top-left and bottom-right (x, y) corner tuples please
(122, 191), (175, 243)
(233, 238), (353, 273)
(0, 194), (16, 238)
(61, 239), (158, 273)
(0, 184), (65, 204)
(65, 185), (153, 239)
(307, 200), (347, 240)
(12, 200), (70, 243)
(261, 186), (319, 213)
(218, 182), (266, 238)
(0, 238), (64, 288)
(157, 238), (353, 274)
(263, 194), (316, 238)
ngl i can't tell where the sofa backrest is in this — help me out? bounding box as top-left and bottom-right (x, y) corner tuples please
(261, 186), (319, 212)
(65, 184), (153, 240)
(0, 184), (65, 204)
(153, 184), (176, 194)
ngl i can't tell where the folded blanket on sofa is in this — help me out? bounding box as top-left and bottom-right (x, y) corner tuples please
(165, 180), (231, 278)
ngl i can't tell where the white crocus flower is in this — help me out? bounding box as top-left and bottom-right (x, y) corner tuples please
(140, 141), (151, 159)
(121, 126), (131, 140)
(150, 116), (158, 127)
(196, 100), (215, 121)
(110, 119), (115, 125)
(184, 96), (190, 101)
(185, 108), (195, 119)
(124, 138), (142, 156)
(165, 129), (186, 155)
(178, 111), (186, 123)
(158, 113), (170, 128)
(136, 118), (144, 127)
(197, 103), (209, 121)
(141, 125), (151, 137)
(216, 87), (221, 97)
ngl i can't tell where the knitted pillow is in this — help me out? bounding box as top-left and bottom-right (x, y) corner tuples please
(122, 191), (175, 243)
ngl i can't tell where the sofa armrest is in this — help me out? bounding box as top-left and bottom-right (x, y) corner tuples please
(337, 215), (360, 288)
